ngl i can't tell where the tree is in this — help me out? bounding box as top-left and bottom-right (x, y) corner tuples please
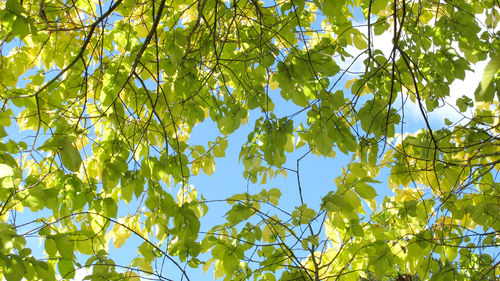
(0, 0), (498, 280)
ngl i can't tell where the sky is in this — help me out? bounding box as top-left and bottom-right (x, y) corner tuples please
(2, 2), (491, 281)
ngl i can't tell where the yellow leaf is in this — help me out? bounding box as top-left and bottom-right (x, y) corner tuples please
(262, 223), (274, 243)
(112, 223), (131, 249)
(124, 271), (141, 281)
(0, 212), (9, 222)
(137, 257), (153, 273)
(269, 80), (279, 90)
(204, 257), (214, 274)
(345, 78), (356, 90)
(214, 260), (224, 279)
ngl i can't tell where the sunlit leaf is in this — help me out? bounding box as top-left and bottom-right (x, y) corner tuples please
(478, 54), (500, 101)
(57, 259), (75, 279)
(0, 164), (14, 178)
(60, 140), (81, 172)
(354, 183), (377, 199)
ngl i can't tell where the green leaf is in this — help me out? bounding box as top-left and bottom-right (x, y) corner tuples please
(478, 55), (500, 101)
(102, 164), (120, 192)
(45, 238), (57, 257)
(0, 126), (7, 138)
(456, 95), (473, 112)
(212, 145), (225, 157)
(56, 236), (74, 259)
(371, 0), (390, 14)
(225, 203), (253, 225)
(222, 252), (238, 275)
(314, 132), (333, 155)
(475, 82), (495, 103)
(57, 259), (75, 279)
(227, 193), (246, 204)
(353, 33), (367, 50)
(121, 173), (135, 203)
(145, 191), (159, 210)
(323, 0), (342, 19)
(344, 189), (362, 212)
(268, 188), (281, 206)
(19, 248), (31, 257)
(300, 207), (317, 224)
(138, 242), (155, 261)
(103, 197), (118, 218)
(354, 183), (377, 199)
(12, 16), (29, 39)
(132, 257), (153, 273)
(6, 0), (26, 15)
(60, 140), (81, 172)
(3, 255), (25, 281)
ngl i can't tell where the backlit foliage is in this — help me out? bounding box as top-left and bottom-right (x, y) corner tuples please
(0, 0), (498, 280)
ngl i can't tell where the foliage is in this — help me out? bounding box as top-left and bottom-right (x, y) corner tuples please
(0, 0), (499, 280)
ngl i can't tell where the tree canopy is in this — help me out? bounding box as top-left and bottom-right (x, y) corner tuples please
(0, 0), (499, 280)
